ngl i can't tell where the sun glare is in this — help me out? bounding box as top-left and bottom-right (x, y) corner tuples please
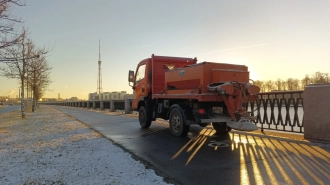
(249, 71), (259, 81)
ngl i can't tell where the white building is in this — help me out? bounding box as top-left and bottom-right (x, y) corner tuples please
(88, 91), (130, 100)
(102, 92), (111, 100)
(88, 92), (98, 101)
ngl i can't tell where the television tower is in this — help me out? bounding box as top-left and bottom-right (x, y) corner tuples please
(97, 39), (103, 94)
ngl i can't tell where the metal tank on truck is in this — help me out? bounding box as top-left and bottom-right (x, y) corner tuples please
(128, 54), (260, 137)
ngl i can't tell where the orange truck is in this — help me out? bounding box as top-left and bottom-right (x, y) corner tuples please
(128, 54), (260, 136)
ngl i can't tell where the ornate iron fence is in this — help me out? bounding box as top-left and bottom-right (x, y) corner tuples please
(247, 90), (304, 133)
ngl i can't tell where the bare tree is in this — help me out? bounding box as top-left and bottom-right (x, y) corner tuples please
(311, 72), (330, 84)
(274, 78), (285, 91)
(0, 0), (25, 50)
(264, 80), (275, 92)
(27, 48), (52, 112)
(286, 78), (294, 90)
(253, 80), (265, 92)
(0, 28), (48, 117)
(285, 78), (301, 90)
(292, 79), (300, 90)
(301, 74), (311, 89)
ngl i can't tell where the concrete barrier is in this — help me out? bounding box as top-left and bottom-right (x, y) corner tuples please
(110, 100), (115, 112)
(303, 83), (330, 142)
(125, 98), (132, 114)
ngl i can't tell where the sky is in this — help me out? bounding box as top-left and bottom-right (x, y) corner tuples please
(0, 0), (329, 100)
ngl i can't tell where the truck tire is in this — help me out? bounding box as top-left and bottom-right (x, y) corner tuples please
(212, 122), (231, 133)
(169, 108), (189, 137)
(139, 106), (152, 128)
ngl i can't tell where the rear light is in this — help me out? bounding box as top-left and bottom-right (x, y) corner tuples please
(198, 109), (205, 114)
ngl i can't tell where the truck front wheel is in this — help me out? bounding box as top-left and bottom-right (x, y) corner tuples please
(169, 108), (189, 137)
(139, 106), (152, 128)
(212, 122), (231, 133)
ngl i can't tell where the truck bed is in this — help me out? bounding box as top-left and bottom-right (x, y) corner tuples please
(152, 61), (251, 101)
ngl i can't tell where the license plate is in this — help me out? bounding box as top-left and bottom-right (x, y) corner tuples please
(212, 107), (223, 114)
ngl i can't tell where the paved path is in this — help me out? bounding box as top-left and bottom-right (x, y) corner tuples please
(52, 105), (330, 185)
(0, 105), (20, 115)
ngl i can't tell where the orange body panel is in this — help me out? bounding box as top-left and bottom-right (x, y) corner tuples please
(164, 62), (249, 95)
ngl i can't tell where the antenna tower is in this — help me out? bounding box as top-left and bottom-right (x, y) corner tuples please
(97, 39), (103, 94)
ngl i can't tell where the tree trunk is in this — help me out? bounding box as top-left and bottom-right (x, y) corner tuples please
(21, 81), (25, 118)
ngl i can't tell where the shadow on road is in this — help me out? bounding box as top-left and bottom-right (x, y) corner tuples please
(171, 127), (330, 185)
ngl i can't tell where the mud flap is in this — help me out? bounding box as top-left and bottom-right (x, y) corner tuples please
(226, 119), (258, 131)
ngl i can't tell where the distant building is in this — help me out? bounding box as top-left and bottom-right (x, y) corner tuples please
(88, 92), (98, 101)
(41, 98), (58, 102)
(110, 92), (118, 100)
(94, 95), (100, 100)
(118, 91), (127, 99)
(103, 92), (111, 100)
(70, 97), (78, 101)
(88, 91), (131, 100)
(123, 94), (133, 99)
(0, 96), (7, 102)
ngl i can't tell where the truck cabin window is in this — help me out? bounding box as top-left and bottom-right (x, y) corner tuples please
(135, 64), (146, 84)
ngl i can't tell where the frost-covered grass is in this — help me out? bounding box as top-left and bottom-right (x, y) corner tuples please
(0, 106), (170, 185)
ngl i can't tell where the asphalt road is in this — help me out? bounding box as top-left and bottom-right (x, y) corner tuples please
(0, 105), (20, 115)
(50, 105), (330, 185)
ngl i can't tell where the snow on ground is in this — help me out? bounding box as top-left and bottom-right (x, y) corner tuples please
(0, 106), (172, 185)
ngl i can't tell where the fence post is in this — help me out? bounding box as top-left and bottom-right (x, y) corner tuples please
(93, 100), (95, 109)
(125, 98), (132, 114)
(110, 99), (115, 112)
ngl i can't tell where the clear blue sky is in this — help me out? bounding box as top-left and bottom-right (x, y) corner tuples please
(1, 0), (329, 100)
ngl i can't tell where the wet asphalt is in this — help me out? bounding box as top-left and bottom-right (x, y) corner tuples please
(49, 105), (330, 185)
(0, 105), (20, 115)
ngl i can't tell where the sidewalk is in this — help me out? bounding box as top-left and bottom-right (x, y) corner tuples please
(0, 106), (171, 185)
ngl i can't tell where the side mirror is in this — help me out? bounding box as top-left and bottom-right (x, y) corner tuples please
(128, 70), (134, 87)
(128, 70), (134, 82)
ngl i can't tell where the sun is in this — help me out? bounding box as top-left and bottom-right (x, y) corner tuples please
(249, 71), (259, 81)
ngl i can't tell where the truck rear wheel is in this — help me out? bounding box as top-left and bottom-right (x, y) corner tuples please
(169, 108), (189, 137)
(212, 122), (231, 133)
(139, 106), (152, 128)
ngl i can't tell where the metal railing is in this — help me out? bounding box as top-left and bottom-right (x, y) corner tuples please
(247, 90), (304, 133)
(42, 91), (305, 133)
(113, 100), (125, 110)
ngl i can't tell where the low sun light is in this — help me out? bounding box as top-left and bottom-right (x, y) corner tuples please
(249, 71), (259, 81)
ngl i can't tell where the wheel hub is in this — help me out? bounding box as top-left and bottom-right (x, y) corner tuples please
(140, 111), (145, 122)
(172, 114), (180, 131)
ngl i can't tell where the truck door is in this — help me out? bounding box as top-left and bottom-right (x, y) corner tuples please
(133, 63), (147, 109)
